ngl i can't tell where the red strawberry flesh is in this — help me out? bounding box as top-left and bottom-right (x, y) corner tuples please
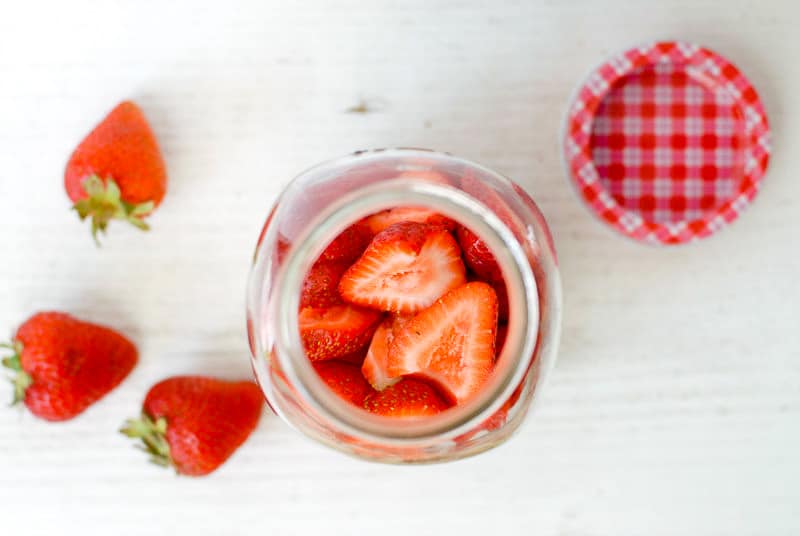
(314, 361), (375, 406)
(387, 282), (498, 404)
(339, 221), (466, 314)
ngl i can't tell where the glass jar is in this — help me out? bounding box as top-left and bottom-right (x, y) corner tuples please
(247, 148), (561, 463)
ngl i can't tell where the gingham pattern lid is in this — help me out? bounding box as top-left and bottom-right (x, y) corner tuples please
(564, 41), (771, 244)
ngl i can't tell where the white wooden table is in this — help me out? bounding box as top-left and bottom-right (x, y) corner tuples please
(1, 1), (798, 534)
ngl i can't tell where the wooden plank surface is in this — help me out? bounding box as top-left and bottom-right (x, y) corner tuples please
(0, 1), (798, 534)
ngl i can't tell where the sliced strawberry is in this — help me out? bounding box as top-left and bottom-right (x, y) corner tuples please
(314, 361), (375, 406)
(318, 222), (373, 264)
(361, 315), (412, 390)
(299, 305), (382, 361)
(364, 206), (456, 235)
(457, 225), (502, 282)
(300, 261), (348, 308)
(339, 222), (466, 314)
(387, 282), (498, 404)
(363, 378), (449, 417)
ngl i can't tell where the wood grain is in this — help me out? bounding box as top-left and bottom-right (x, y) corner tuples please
(0, 1), (798, 534)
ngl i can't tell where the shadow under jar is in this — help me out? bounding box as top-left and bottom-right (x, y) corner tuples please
(247, 149), (562, 463)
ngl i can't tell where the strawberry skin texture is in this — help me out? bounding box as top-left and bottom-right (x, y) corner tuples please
(65, 101), (166, 207)
(363, 378), (449, 417)
(300, 261), (348, 308)
(142, 377), (263, 476)
(388, 282), (498, 404)
(299, 305), (382, 361)
(318, 222), (373, 264)
(339, 221), (466, 314)
(314, 361), (376, 406)
(13, 312), (137, 421)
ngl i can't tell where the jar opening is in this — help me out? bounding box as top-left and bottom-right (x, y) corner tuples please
(269, 178), (540, 443)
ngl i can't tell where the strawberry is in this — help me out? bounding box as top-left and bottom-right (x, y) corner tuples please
(121, 376), (263, 476)
(363, 378), (449, 417)
(318, 222), (373, 264)
(361, 315), (412, 390)
(314, 361), (375, 406)
(387, 282), (498, 404)
(300, 261), (348, 308)
(65, 101), (167, 242)
(364, 207), (456, 235)
(457, 226), (502, 282)
(1, 312), (137, 421)
(339, 222), (466, 314)
(299, 304), (382, 361)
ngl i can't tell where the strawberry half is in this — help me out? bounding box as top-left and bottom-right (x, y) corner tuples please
(364, 206), (456, 235)
(387, 282), (498, 404)
(361, 315), (412, 390)
(300, 261), (348, 308)
(339, 222), (466, 314)
(299, 305), (382, 361)
(363, 378), (449, 418)
(314, 360), (375, 406)
(318, 222), (373, 264)
(121, 376), (263, 476)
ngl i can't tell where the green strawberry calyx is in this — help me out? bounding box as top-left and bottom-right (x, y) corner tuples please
(120, 413), (174, 470)
(0, 341), (32, 405)
(73, 175), (155, 245)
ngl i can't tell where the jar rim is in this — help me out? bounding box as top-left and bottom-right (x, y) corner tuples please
(251, 149), (543, 445)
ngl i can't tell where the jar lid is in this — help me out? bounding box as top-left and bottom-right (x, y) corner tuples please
(564, 41), (771, 244)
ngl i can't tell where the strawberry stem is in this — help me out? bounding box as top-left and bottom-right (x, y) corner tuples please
(120, 413), (174, 470)
(72, 175), (155, 245)
(1, 341), (32, 405)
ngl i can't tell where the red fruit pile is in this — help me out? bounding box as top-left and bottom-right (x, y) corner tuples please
(300, 206), (513, 417)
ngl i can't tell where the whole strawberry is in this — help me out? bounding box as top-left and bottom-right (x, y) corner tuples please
(65, 101), (167, 242)
(1, 312), (138, 421)
(121, 376), (263, 476)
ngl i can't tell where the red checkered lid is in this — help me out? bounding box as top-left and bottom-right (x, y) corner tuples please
(564, 41), (771, 244)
